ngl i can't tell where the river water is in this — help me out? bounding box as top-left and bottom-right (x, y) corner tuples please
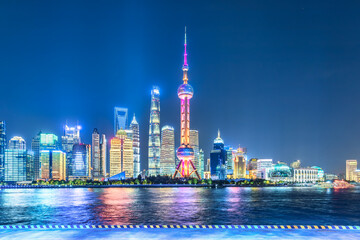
(0, 187), (359, 225)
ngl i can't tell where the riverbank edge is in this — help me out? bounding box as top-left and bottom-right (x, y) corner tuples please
(0, 184), (312, 189)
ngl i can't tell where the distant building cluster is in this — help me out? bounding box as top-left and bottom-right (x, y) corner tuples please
(346, 160), (360, 182)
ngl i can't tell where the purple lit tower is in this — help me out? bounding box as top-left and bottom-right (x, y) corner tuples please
(173, 28), (201, 179)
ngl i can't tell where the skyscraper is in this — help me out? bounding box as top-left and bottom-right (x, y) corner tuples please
(40, 150), (66, 180)
(110, 129), (134, 178)
(61, 124), (81, 177)
(257, 159), (273, 179)
(31, 131), (41, 180)
(148, 86), (161, 176)
(173, 28), (200, 179)
(114, 107), (128, 135)
(130, 114), (140, 178)
(100, 134), (107, 178)
(190, 130), (199, 173)
(346, 159), (357, 181)
(5, 136), (34, 182)
(233, 146), (247, 179)
(0, 121), (6, 181)
(70, 144), (91, 179)
(92, 128), (101, 179)
(198, 149), (204, 178)
(210, 130), (227, 180)
(160, 125), (175, 176)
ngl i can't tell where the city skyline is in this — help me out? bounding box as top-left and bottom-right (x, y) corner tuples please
(2, 1), (360, 174)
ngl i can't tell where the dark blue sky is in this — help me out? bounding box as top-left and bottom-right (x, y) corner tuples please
(1, 0), (360, 174)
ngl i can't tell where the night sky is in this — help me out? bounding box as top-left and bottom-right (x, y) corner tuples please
(1, 0), (360, 174)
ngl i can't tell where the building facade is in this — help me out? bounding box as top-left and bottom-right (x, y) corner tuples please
(100, 134), (107, 178)
(92, 129), (101, 179)
(114, 107), (128, 135)
(0, 121), (6, 181)
(160, 125), (175, 176)
(31, 131), (41, 180)
(233, 146), (247, 179)
(61, 125), (81, 177)
(110, 129), (134, 178)
(148, 86), (161, 176)
(293, 168), (318, 183)
(70, 144), (91, 179)
(257, 159), (273, 179)
(210, 130), (227, 180)
(40, 150), (66, 180)
(346, 159), (357, 181)
(198, 149), (204, 178)
(130, 114), (140, 178)
(189, 130), (200, 173)
(248, 158), (258, 179)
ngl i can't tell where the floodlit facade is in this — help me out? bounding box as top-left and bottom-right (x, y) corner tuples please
(114, 107), (128, 135)
(70, 144), (91, 179)
(199, 149), (204, 178)
(31, 131), (41, 180)
(233, 146), (247, 179)
(100, 134), (107, 178)
(257, 159), (273, 179)
(130, 114), (140, 178)
(40, 150), (66, 180)
(346, 160), (357, 181)
(148, 86), (161, 176)
(248, 158), (258, 179)
(61, 125), (81, 177)
(267, 163), (293, 182)
(173, 28), (200, 179)
(293, 168), (318, 183)
(110, 129), (134, 178)
(160, 125), (175, 176)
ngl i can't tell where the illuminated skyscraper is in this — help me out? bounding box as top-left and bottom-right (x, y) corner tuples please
(148, 86), (161, 176)
(160, 125), (175, 176)
(5, 136), (34, 181)
(110, 129), (134, 178)
(92, 128), (101, 179)
(257, 159), (273, 179)
(40, 150), (66, 180)
(173, 28), (200, 179)
(0, 121), (6, 181)
(190, 130), (199, 172)
(100, 134), (107, 178)
(61, 124), (81, 177)
(31, 131), (41, 180)
(346, 159), (357, 181)
(198, 149), (204, 178)
(233, 146), (247, 179)
(114, 107), (128, 135)
(70, 144), (91, 179)
(130, 114), (140, 178)
(210, 130), (227, 180)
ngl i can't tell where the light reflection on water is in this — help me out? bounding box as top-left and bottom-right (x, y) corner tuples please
(0, 187), (359, 225)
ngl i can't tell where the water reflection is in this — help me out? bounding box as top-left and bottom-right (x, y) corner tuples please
(0, 187), (359, 225)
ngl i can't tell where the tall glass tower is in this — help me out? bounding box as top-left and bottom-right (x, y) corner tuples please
(61, 124), (81, 177)
(173, 28), (200, 179)
(0, 121), (6, 181)
(148, 86), (161, 176)
(160, 125), (175, 176)
(114, 107), (128, 135)
(92, 128), (101, 179)
(130, 114), (140, 178)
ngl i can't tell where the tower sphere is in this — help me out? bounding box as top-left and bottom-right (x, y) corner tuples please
(177, 83), (194, 99)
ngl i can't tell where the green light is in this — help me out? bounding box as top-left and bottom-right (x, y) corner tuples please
(40, 134), (58, 145)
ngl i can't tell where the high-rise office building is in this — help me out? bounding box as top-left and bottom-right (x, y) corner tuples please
(70, 144), (91, 179)
(248, 158), (258, 179)
(92, 129), (101, 179)
(110, 129), (134, 178)
(130, 114), (140, 178)
(225, 146), (234, 171)
(233, 146), (247, 179)
(31, 131), (41, 180)
(40, 150), (66, 180)
(198, 149), (204, 178)
(346, 160), (357, 181)
(148, 86), (161, 176)
(0, 121), (6, 181)
(190, 130), (199, 172)
(210, 130), (227, 180)
(61, 125), (81, 177)
(100, 134), (107, 178)
(173, 28), (200, 179)
(5, 136), (34, 182)
(114, 107), (128, 135)
(160, 125), (175, 176)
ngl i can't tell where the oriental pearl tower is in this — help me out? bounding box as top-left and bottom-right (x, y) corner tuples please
(173, 27), (201, 179)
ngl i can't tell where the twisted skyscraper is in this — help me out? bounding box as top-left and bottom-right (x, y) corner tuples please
(173, 28), (201, 179)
